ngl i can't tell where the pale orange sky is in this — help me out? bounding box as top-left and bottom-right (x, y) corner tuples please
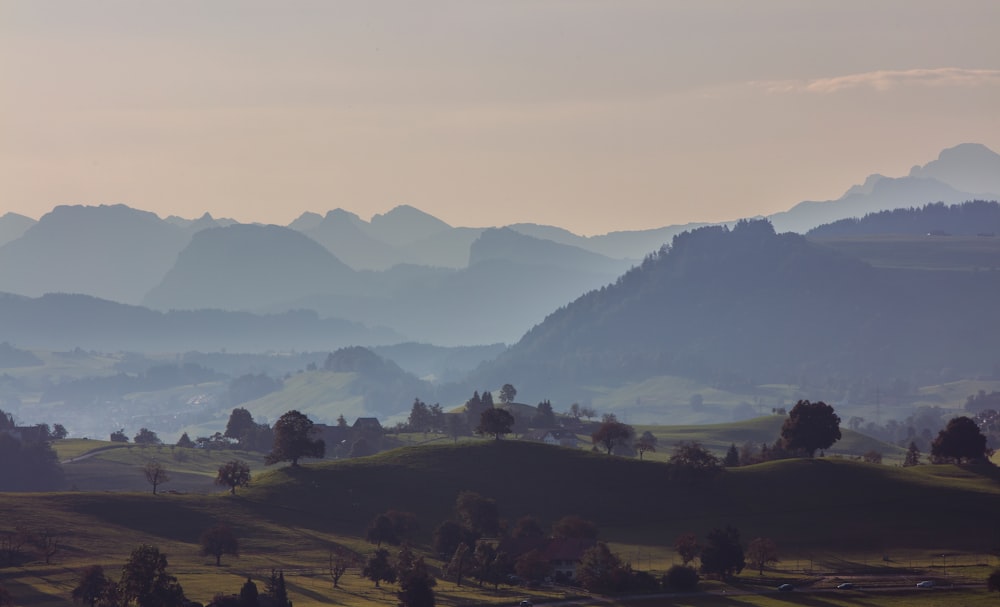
(2, 1), (999, 235)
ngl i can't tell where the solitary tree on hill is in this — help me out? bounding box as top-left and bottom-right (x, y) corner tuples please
(931, 416), (991, 464)
(634, 431), (658, 460)
(141, 460), (170, 495)
(476, 407), (514, 440)
(591, 419), (634, 455)
(265, 410), (325, 467)
(215, 459), (251, 495)
(779, 400), (841, 457)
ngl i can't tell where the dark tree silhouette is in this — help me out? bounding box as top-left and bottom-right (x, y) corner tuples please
(903, 441), (922, 467)
(133, 428), (161, 446)
(591, 420), (634, 455)
(215, 459), (251, 495)
(71, 565), (112, 607)
(224, 407), (256, 441)
(265, 410), (325, 466)
(723, 443), (740, 467)
(475, 408), (514, 440)
(362, 549), (396, 587)
(674, 532), (700, 566)
(141, 460), (170, 495)
(397, 554), (436, 607)
(576, 542), (630, 594)
(700, 526), (745, 579)
(931, 416), (991, 463)
(200, 525), (239, 566)
(669, 441), (720, 470)
(780, 400), (842, 457)
(988, 569), (1000, 594)
(118, 544), (185, 607)
(239, 578), (259, 606)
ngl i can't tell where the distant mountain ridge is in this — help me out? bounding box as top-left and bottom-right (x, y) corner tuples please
(0, 212), (35, 247)
(0, 292), (400, 352)
(808, 200), (1000, 238)
(143, 223), (359, 311)
(0, 204), (212, 304)
(473, 218), (1000, 402)
(769, 143), (1000, 233)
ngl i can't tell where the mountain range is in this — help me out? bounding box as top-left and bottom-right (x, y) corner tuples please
(0, 143), (998, 351)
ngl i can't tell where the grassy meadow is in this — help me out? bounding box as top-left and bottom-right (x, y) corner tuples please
(3, 438), (1000, 606)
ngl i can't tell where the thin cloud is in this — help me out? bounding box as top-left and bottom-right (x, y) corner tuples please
(760, 68), (1000, 94)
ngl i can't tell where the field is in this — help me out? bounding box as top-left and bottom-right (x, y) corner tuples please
(3, 438), (1000, 606)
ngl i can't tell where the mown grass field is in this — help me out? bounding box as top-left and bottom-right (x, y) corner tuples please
(4, 439), (1000, 606)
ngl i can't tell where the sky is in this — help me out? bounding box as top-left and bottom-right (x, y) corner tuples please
(2, 1), (1000, 236)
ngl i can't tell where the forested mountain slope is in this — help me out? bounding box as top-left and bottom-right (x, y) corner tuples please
(474, 219), (1000, 400)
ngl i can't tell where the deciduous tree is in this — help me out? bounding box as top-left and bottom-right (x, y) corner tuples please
(71, 565), (112, 607)
(699, 526), (745, 579)
(362, 549), (396, 587)
(455, 491), (500, 537)
(576, 542), (630, 594)
(674, 532), (700, 566)
(141, 460), (170, 495)
(591, 420), (634, 455)
(931, 416), (991, 464)
(118, 544), (185, 607)
(779, 400), (842, 457)
(746, 537), (779, 575)
(215, 459), (251, 495)
(475, 408), (514, 440)
(133, 428), (161, 446)
(265, 410), (325, 467)
(499, 384), (517, 404)
(634, 431), (658, 460)
(200, 524), (239, 566)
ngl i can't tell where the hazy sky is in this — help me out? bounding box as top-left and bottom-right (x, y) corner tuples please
(3, 1), (1000, 235)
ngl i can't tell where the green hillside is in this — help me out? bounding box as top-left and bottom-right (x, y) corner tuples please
(3, 440), (1000, 606)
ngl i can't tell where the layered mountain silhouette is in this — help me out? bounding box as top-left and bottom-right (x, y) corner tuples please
(769, 143), (1000, 233)
(0, 205), (212, 304)
(808, 200), (1000, 238)
(143, 223), (360, 311)
(0, 212), (35, 247)
(473, 218), (1000, 401)
(0, 292), (400, 352)
(2, 144), (998, 352)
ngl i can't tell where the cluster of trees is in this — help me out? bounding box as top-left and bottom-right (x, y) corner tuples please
(672, 526), (778, 582)
(0, 409), (65, 491)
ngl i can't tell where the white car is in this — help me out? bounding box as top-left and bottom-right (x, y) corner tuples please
(916, 580), (935, 588)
